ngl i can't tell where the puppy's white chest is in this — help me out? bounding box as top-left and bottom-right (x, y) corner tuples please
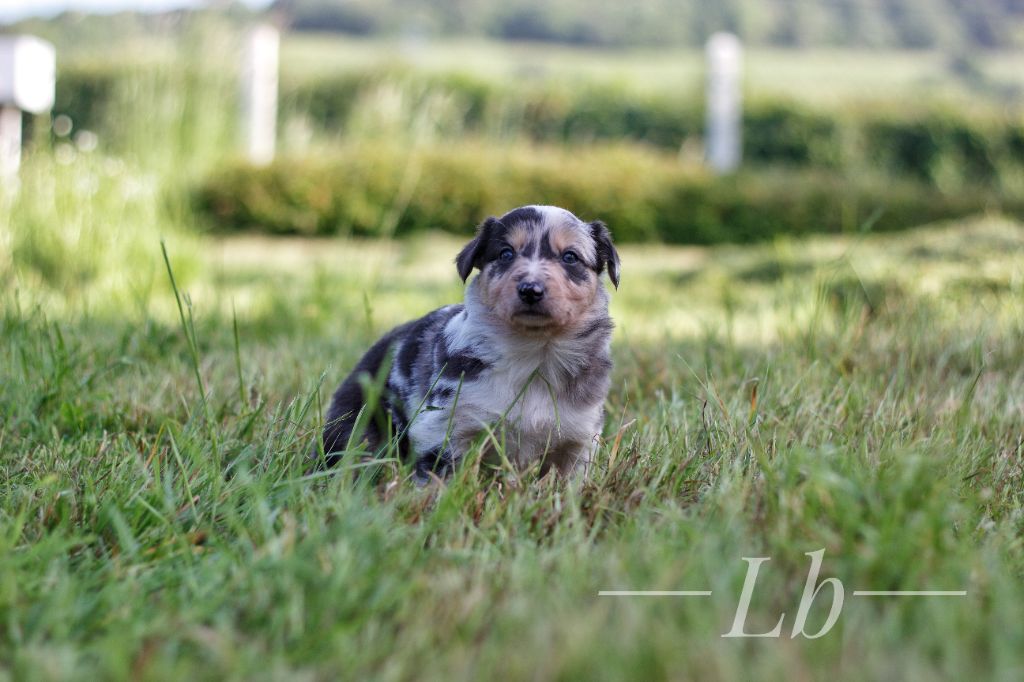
(507, 380), (559, 433)
(467, 364), (591, 462)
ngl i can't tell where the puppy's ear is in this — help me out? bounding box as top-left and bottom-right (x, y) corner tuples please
(456, 217), (500, 282)
(590, 220), (620, 289)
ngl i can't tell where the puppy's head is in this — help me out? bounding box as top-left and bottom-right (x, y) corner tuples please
(456, 205), (620, 333)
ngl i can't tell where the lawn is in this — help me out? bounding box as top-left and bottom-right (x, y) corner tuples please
(2, 183), (1023, 678)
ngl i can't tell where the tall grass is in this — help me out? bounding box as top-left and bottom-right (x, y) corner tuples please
(2, 212), (1023, 678)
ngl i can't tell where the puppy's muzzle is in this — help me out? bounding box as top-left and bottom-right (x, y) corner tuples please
(517, 281), (545, 304)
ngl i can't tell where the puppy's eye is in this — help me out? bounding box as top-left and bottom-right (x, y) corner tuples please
(561, 251), (579, 265)
(499, 247), (515, 263)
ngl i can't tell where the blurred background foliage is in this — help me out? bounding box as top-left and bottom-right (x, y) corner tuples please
(2, 1), (1024, 259)
(14, 0), (1024, 50)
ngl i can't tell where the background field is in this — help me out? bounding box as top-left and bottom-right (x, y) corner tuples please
(43, 27), (1024, 243)
(278, 37), (1024, 103)
(2, 4), (1024, 680)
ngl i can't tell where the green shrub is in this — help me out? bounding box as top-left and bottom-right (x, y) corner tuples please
(861, 111), (1011, 189)
(193, 141), (1024, 244)
(744, 102), (840, 167)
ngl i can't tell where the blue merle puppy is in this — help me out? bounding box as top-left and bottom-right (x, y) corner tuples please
(315, 205), (620, 484)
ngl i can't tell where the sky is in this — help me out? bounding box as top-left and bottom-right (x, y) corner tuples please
(0, 1), (271, 22)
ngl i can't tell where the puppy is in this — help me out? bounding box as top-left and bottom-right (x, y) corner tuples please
(314, 205), (620, 483)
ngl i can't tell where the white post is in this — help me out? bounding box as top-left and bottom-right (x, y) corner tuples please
(705, 32), (743, 174)
(242, 24), (279, 166)
(0, 35), (56, 190)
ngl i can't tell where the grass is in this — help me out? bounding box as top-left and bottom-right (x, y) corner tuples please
(2, 172), (1024, 678)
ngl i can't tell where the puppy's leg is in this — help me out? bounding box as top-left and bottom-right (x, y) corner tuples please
(313, 325), (411, 470)
(540, 440), (595, 479)
(410, 429), (483, 485)
(412, 444), (455, 486)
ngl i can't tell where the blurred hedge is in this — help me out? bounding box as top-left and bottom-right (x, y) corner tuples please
(194, 142), (1023, 243)
(56, 63), (1024, 191)
(282, 70), (1024, 190)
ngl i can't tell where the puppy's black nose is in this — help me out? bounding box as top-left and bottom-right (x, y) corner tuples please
(517, 281), (545, 304)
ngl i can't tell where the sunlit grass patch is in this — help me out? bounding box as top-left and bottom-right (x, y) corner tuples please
(0, 153), (202, 322)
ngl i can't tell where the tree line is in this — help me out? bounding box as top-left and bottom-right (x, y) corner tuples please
(273, 0), (1023, 49)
